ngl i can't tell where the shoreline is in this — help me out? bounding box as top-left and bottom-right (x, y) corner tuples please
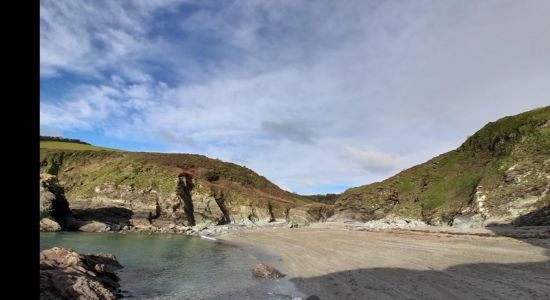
(40, 223), (550, 299)
(40, 230), (307, 299)
(217, 223), (550, 299)
(215, 232), (308, 299)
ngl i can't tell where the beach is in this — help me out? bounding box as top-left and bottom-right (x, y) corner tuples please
(219, 223), (550, 300)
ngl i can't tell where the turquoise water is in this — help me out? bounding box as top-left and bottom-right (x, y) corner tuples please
(40, 232), (293, 299)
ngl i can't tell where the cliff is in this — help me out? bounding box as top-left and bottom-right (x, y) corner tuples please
(334, 106), (550, 227)
(40, 143), (320, 232)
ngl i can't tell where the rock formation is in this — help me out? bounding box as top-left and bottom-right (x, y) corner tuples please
(288, 203), (335, 224)
(40, 173), (72, 231)
(40, 218), (61, 232)
(334, 106), (550, 227)
(38, 106), (549, 232)
(39, 147), (322, 232)
(350, 215), (427, 230)
(251, 263), (286, 279)
(40, 247), (123, 299)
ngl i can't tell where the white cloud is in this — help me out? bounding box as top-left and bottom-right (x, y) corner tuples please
(40, 0), (181, 78)
(344, 147), (399, 173)
(40, 0), (550, 193)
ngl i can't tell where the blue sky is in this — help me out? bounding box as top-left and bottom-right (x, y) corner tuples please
(40, 0), (550, 194)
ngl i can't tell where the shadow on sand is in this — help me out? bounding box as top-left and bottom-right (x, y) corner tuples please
(291, 260), (550, 300)
(295, 206), (550, 300)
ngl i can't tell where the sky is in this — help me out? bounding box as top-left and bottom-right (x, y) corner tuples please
(40, 0), (550, 195)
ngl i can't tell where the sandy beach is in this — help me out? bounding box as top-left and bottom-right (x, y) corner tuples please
(219, 223), (550, 300)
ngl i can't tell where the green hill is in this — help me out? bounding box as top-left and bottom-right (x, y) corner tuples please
(334, 106), (550, 226)
(39, 106), (549, 231)
(40, 139), (315, 229)
(40, 141), (120, 151)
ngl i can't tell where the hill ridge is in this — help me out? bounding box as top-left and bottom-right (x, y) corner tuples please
(334, 106), (550, 227)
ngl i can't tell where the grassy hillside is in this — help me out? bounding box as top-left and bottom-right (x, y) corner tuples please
(40, 136), (91, 144)
(40, 141), (121, 151)
(336, 106), (550, 224)
(40, 141), (314, 218)
(300, 193), (339, 205)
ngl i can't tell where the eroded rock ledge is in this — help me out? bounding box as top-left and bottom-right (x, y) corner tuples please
(39, 172), (335, 235)
(40, 247), (123, 300)
(40, 173), (72, 231)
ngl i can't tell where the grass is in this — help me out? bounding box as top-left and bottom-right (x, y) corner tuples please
(40, 105), (548, 220)
(336, 105), (550, 223)
(39, 145), (315, 210)
(40, 141), (122, 151)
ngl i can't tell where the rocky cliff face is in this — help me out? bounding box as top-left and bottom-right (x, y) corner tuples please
(288, 203), (335, 225)
(40, 108), (548, 231)
(334, 106), (550, 227)
(39, 174), (72, 231)
(39, 150), (316, 231)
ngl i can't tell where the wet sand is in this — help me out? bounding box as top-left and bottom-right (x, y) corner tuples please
(219, 223), (550, 300)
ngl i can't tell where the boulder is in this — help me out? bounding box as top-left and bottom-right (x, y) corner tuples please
(252, 263), (286, 279)
(40, 218), (61, 232)
(40, 247), (123, 299)
(288, 222), (299, 228)
(78, 221), (110, 232)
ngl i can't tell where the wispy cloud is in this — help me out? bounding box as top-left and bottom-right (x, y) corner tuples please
(40, 0), (180, 78)
(40, 0), (550, 194)
(344, 147), (399, 173)
(261, 120), (317, 144)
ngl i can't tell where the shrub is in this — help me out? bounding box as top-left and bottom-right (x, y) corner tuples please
(205, 170), (220, 181)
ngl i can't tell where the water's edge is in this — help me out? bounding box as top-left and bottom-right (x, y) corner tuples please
(215, 235), (306, 299)
(40, 231), (305, 299)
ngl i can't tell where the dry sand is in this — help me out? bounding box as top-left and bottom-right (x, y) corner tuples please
(219, 223), (550, 300)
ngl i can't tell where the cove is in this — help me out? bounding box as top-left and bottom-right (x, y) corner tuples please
(40, 232), (294, 299)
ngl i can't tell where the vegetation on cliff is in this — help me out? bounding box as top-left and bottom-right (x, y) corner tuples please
(335, 106), (550, 225)
(40, 135), (91, 145)
(39, 105), (549, 228)
(40, 140), (120, 151)
(40, 138), (315, 227)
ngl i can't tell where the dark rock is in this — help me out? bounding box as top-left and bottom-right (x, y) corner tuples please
(40, 247), (123, 299)
(252, 263), (285, 279)
(72, 207), (133, 228)
(513, 204), (550, 226)
(39, 174), (72, 230)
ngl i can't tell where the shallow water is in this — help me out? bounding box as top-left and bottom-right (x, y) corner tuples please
(40, 232), (300, 299)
